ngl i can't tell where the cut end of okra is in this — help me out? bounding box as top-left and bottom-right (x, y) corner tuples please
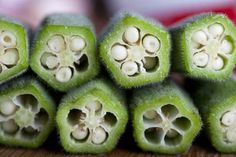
(99, 12), (170, 88)
(0, 78), (55, 148)
(0, 16), (28, 83)
(30, 14), (99, 91)
(56, 78), (128, 154)
(132, 81), (201, 154)
(171, 13), (236, 80)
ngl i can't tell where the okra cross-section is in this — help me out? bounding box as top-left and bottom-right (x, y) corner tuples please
(30, 14), (99, 91)
(131, 81), (202, 154)
(170, 13), (236, 80)
(56, 78), (128, 154)
(0, 16), (28, 83)
(99, 12), (170, 88)
(192, 78), (236, 153)
(0, 78), (56, 148)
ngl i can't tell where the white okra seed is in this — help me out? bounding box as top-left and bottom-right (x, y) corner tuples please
(2, 119), (18, 133)
(0, 31), (17, 47)
(111, 45), (128, 61)
(212, 57), (224, 70)
(1, 48), (19, 65)
(208, 23), (224, 38)
(0, 100), (17, 115)
(41, 53), (59, 69)
(24, 126), (37, 133)
(55, 67), (72, 82)
(86, 101), (102, 111)
(70, 36), (86, 51)
(47, 35), (65, 52)
(72, 125), (88, 140)
(192, 30), (207, 45)
(221, 39), (233, 54)
(92, 127), (107, 144)
(221, 111), (236, 126)
(124, 26), (139, 43)
(226, 128), (236, 142)
(121, 61), (138, 76)
(193, 52), (209, 67)
(144, 110), (157, 119)
(143, 35), (160, 53)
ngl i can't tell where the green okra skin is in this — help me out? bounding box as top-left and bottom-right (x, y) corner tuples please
(0, 16), (29, 84)
(30, 14), (99, 91)
(0, 77), (56, 148)
(56, 78), (128, 154)
(192, 77), (236, 153)
(131, 80), (202, 154)
(99, 12), (170, 88)
(170, 13), (236, 80)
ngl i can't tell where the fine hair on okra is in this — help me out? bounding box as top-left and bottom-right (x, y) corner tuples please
(0, 77), (56, 148)
(0, 16), (29, 83)
(56, 78), (128, 154)
(99, 12), (170, 88)
(170, 13), (236, 80)
(30, 13), (99, 91)
(131, 80), (202, 154)
(192, 77), (236, 153)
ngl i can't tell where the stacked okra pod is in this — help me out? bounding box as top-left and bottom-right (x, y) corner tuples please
(0, 11), (235, 155)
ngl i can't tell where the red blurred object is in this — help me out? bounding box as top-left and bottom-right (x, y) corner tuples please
(158, 3), (236, 27)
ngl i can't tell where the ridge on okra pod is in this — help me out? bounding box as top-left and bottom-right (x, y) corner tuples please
(170, 13), (236, 80)
(56, 78), (128, 154)
(30, 13), (99, 91)
(191, 77), (236, 153)
(99, 11), (170, 88)
(0, 15), (29, 84)
(0, 77), (56, 148)
(131, 80), (202, 154)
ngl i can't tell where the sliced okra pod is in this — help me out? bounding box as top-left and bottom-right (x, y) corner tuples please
(99, 12), (170, 88)
(192, 78), (236, 153)
(170, 13), (236, 80)
(0, 16), (29, 83)
(0, 77), (56, 148)
(30, 14), (99, 91)
(131, 81), (202, 154)
(56, 78), (128, 154)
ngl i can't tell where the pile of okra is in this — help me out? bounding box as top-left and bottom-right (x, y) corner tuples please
(0, 12), (236, 154)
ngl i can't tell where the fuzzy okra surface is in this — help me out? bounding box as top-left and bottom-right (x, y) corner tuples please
(170, 13), (236, 80)
(0, 77), (56, 148)
(56, 78), (128, 154)
(131, 81), (202, 154)
(30, 14), (99, 91)
(0, 16), (29, 84)
(99, 12), (170, 88)
(192, 77), (236, 153)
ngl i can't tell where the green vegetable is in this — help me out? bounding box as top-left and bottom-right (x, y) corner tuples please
(0, 16), (29, 83)
(131, 80), (202, 154)
(170, 13), (236, 80)
(30, 14), (99, 91)
(99, 12), (170, 88)
(192, 77), (236, 153)
(56, 78), (128, 154)
(0, 77), (56, 148)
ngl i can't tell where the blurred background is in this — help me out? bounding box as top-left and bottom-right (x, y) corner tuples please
(0, 0), (236, 33)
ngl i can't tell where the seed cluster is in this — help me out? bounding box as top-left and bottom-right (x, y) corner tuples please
(0, 30), (19, 73)
(110, 26), (160, 76)
(67, 100), (117, 144)
(143, 104), (191, 146)
(191, 23), (234, 70)
(40, 34), (89, 83)
(0, 94), (49, 138)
